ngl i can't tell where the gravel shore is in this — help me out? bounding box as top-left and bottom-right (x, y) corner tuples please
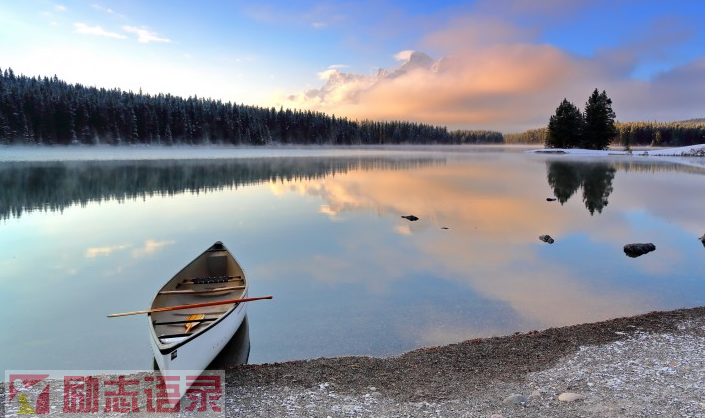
(225, 306), (705, 417)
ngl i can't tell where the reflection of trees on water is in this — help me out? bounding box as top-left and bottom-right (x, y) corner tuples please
(546, 162), (582, 204)
(546, 161), (616, 215)
(0, 156), (444, 220)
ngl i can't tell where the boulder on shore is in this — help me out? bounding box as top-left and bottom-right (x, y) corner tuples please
(624, 243), (656, 258)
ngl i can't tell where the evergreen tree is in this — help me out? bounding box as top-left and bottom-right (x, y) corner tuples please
(583, 89), (617, 150)
(546, 99), (583, 148)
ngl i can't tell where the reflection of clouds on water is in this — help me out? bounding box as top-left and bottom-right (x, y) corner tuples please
(131, 239), (176, 258)
(264, 155), (694, 335)
(84, 240), (175, 259)
(85, 244), (130, 258)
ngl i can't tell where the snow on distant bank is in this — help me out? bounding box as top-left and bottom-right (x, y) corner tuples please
(530, 143), (705, 157)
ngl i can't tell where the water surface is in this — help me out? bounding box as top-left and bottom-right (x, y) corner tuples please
(1, 145), (704, 373)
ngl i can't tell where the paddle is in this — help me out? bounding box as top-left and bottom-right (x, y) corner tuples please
(107, 296), (273, 318)
(184, 314), (205, 333)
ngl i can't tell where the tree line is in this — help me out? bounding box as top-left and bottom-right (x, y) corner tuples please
(505, 121), (705, 147)
(506, 89), (705, 148)
(0, 67), (502, 146)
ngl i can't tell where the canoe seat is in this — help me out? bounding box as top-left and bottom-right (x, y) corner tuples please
(207, 252), (228, 276)
(153, 318), (216, 326)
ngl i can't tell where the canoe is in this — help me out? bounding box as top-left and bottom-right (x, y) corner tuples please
(148, 241), (248, 374)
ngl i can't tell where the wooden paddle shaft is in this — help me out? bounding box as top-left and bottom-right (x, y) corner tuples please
(107, 296), (273, 318)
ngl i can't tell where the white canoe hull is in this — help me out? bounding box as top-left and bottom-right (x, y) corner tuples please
(146, 241), (248, 398)
(149, 293), (248, 373)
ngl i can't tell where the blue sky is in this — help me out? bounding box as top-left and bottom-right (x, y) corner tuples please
(1, 0), (704, 132)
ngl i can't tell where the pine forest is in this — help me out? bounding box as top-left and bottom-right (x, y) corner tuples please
(0, 68), (503, 146)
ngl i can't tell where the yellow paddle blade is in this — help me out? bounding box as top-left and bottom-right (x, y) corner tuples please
(184, 314), (205, 333)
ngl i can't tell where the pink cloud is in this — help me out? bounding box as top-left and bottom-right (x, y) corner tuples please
(276, 8), (705, 132)
(278, 44), (607, 132)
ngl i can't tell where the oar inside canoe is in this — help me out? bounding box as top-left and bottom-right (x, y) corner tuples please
(107, 295), (273, 318)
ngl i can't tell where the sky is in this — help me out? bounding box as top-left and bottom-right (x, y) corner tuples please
(1, 0), (704, 133)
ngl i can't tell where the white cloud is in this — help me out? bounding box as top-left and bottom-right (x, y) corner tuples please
(317, 69), (339, 80)
(54, 5), (67, 12)
(74, 23), (126, 39)
(393, 50), (415, 62)
(122, 25), (171, 43)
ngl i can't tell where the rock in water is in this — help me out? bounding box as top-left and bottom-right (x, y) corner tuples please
(401, 215), (419, 221)
(539, 235), (555, 244)
(624, 243), (656, 257)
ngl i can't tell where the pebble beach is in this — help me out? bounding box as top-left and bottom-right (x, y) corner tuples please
(225, 306), (705, 417)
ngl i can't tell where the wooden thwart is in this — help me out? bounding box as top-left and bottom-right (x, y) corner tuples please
(153, 317), (217, 326)
(158, 285), (245, 295)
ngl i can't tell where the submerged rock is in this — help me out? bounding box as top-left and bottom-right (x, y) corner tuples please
(539, 235), (555, 244)
(624, 243), (656, 258)
(401, 215), (419, 221)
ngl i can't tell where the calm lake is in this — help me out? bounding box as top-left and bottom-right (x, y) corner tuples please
(1, 145), (704, 373)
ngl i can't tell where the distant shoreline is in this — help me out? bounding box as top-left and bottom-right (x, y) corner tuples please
(530, 143), (705, 157)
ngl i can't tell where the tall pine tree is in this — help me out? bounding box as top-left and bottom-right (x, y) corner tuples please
(546, 99), (583, 148)
(583, 89), (617, 150)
